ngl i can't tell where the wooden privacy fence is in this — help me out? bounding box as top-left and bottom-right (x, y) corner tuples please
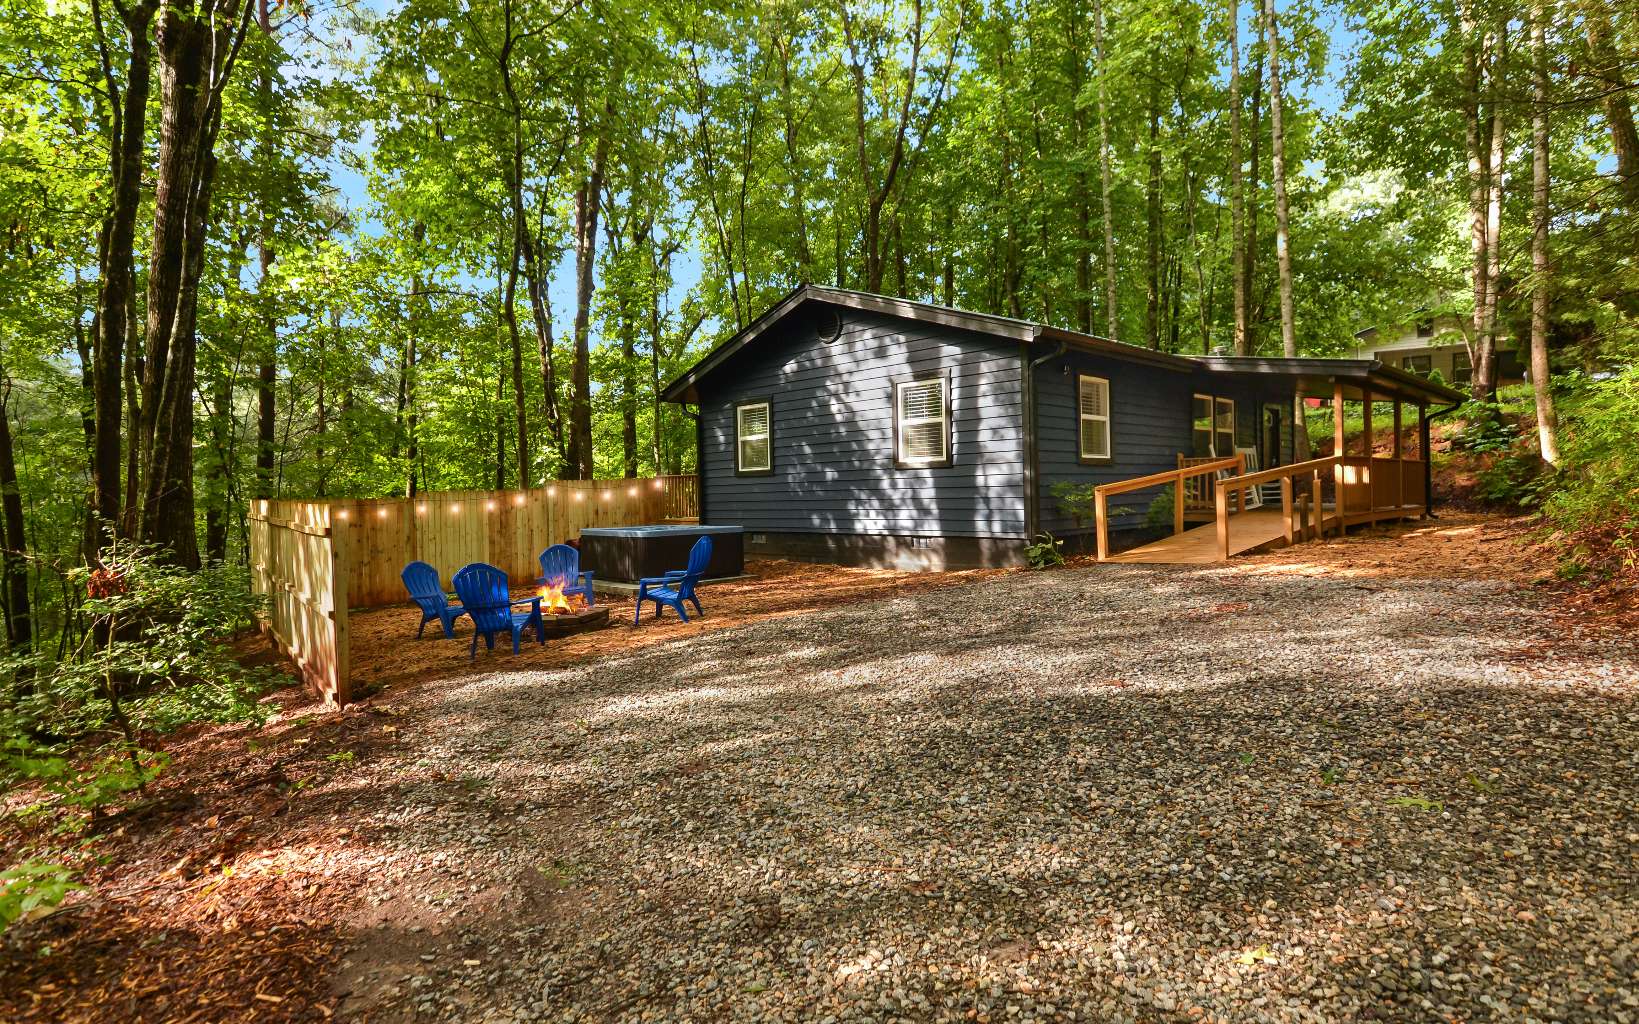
(249, 474), (697, 705)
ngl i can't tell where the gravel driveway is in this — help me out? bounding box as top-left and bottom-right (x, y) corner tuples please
(333, 561), (1638, 1024)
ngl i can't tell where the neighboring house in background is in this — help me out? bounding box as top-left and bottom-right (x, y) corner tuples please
(1351, 312), (1526, 387)
(661, 286), (1461, 570)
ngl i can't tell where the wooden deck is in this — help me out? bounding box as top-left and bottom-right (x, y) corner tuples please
(1106, 504), (1424, 565)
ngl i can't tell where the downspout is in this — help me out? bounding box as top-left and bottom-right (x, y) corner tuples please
(683, 402), (703, 522)
(1422, 402), (1461, 518)
(1021, 335), (1066, 543)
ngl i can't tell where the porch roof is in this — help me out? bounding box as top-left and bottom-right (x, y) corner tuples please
(1190, 356), (1466, 407)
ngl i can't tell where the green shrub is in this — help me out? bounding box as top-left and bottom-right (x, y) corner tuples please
(0, 861), (82, 935)
(1024, 532), (1066, 569)
(1145, 486), (1175, 531)
(1, 541), (287, 829)
(1541, 368), (1639, 531)
(1048, 481), (1097, 529)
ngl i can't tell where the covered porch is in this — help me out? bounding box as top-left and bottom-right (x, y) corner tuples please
(1093, 359), (1464, 564)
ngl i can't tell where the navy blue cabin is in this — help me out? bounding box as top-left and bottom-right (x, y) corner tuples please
(661, 286), (1461, 569)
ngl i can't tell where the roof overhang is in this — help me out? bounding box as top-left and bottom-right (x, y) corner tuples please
(1190, 356), (1467, 406)
(659, 285), (1040, 404)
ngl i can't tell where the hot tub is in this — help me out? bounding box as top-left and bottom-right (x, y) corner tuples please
(578, 524), (744, 584)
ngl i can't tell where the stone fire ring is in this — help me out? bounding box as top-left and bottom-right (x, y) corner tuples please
(538, 605), (610, 637)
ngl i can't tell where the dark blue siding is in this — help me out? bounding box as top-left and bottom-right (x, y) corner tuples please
(1034, 355), (1298, 535)
(699, 309), (1027, 539)
(1034, 351), (1196, 535)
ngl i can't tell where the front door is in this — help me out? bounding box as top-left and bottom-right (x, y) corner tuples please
(1262, 404), (1283, 469)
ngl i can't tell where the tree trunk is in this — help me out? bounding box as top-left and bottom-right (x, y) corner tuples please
(1145, 65), (1162, 350)
(1092, 0), (1119, 337)
(1244, 30), (1263, 353)
(1263, 0), (1307, 460)
(1228, 0), (1248, 355)
(0, 368), (32, 652)
(254, 0), (276, 501)
(567, 128), (609, 479)
(1583, 5), (1639, 208)
(1530, 2), (1559, 465)
(1475, 26), (1506, 403)
(139, 2), (221, 568)
(89, 0), (158, 553)
(1461, 0), (1491, 400)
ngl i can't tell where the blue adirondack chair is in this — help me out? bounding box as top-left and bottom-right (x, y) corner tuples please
(634, 536), (712, 625)
(451, 562), (545, 660)
(401, 560), (467, 639)
(535, 544), (595, 607)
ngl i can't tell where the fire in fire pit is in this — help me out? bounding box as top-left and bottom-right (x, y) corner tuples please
(532, 581), (610, 637)
(536, 581), (580, 615)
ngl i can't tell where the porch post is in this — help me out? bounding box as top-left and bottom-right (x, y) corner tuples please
(1392, 399), (1404, 511)
(1420, 403), (1434, 517)
(1362, 389), (1375, 513)
(1333, 381), (1347, 523)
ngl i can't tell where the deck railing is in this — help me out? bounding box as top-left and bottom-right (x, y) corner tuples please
(1212, 455), (1338, 560)
(1092, 455), (1243, 561)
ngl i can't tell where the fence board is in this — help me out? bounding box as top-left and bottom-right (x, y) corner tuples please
(247, 477), (697, 705)
(249, 499), (350, 706)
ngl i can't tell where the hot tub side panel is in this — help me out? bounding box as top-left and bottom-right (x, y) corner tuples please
(696, 309), (1027, 570)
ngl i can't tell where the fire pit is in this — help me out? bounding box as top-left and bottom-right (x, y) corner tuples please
(534, 582), (610, 637)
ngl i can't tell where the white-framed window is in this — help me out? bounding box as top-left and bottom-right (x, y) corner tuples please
(895, 377), (949, 466)
(1214, 397), (1236, 457)
(1077, 374), (1111, 460)
(1192, 394), (1215, 457)
(735, 401), (771, 473)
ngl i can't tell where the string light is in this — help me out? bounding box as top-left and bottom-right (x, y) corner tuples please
(450, 503), (461, 514)
(337, 509), (349, 520)
(652, 479), (663, 489)
(602, 490), (612, 500)
(513, 494), (526, 506)
(628, 487), (638, 497)
(485, 500), (496, 512)
(376, 508), (387, 519)
(573, 492), (583, 502)
(547, 488), (556, 498)
(417, 503), (427, 515)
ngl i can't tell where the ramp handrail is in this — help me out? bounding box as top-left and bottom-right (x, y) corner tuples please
(1092, 455), (1243, 561)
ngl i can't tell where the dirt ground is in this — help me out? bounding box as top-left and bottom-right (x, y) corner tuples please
(0, 512), (1625, 1023)
(348, 559), (1013, 697)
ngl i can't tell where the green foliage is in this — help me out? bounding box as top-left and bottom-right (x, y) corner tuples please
(0, 861), (83, 935)
(1541, 369), (1639, 532)
(1385, 795), (1443, 813)
(2, 543), (286, 829)
(1145, 486), (1175, 532)
(1024, 533), (1066, 569)
(1049, 482), (1097, 529)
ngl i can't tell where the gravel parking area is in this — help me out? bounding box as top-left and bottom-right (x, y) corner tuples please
(329, 555), (1638, 1024)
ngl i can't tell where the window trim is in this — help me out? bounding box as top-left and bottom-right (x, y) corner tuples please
(734, 398), (774, 476)
(1192, 392), (1216, 458)
(1214, 396), (1237, 457)
(892, 372), (953, 469)
(1076, 374), (1113, 464)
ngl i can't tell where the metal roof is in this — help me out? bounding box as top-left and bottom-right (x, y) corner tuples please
(659, 286), (1466, 407)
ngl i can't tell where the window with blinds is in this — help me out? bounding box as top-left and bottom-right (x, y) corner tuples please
(895, 378), (948, 466)
(736, 401), (771, 473)
(1078, 375), (1111, 459)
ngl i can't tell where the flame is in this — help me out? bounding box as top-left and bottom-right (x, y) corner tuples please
(535, 582), (577, 614)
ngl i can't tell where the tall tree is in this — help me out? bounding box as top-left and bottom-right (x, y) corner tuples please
(1228, 0), (1249, 355)
(1262, 0), (1306, 457)
(1529, 0), (1558, 464)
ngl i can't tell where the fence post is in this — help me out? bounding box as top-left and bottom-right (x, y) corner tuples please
(1281, 476), (1294, 546)
(1094, 490), (1109, 561)
(1216, 484), (1230, 560)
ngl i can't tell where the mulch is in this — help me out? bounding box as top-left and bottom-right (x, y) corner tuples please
(346, 558), (1013, 698)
